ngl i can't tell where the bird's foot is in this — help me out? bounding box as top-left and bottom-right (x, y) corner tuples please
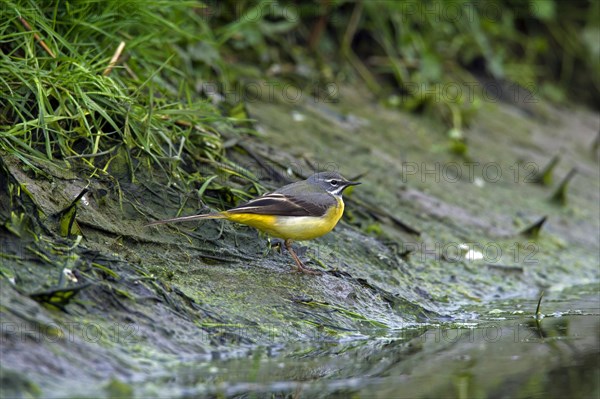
(284, 239), (322, 275)
(293, 262), (322, 275)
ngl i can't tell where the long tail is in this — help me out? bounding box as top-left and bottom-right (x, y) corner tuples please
(145, 212), (227, 226)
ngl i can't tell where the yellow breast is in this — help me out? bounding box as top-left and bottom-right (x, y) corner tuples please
(224, 197), (345, 241)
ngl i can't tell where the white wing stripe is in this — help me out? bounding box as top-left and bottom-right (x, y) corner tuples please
(232, 194), (293, 212)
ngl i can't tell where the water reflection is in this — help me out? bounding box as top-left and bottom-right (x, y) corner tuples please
(147, 292), (599, 398)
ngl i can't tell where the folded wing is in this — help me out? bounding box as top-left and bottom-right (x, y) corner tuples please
(228, 192), (333, 217)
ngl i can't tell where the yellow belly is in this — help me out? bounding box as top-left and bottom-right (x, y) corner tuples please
(223, 198), (345, 241)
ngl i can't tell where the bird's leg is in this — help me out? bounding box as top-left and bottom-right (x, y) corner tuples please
(284, 239), (321, 275)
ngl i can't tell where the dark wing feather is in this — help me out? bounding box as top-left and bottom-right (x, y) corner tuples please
(228, 191), (334, 217)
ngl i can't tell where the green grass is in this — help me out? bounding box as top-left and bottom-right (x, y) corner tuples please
(0, 0), (263, 200)
(1, 0), (597, 188)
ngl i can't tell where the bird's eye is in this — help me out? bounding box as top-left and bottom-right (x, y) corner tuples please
(330, 180), (339, 186)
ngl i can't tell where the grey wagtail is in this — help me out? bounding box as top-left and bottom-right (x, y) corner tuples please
(146, 171), (360, 274)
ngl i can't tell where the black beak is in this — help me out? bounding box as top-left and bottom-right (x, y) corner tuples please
(345, 181), (361, 187)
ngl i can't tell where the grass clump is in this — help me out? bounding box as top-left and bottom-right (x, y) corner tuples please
(0, 0), (261, 196)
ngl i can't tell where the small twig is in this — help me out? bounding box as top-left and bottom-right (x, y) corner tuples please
(156, 115), (218, 137)
(19, 17), (56, 58)
(123, 63), (139, 81)
(103, 41), (126, 76)
(342, 2), (363, 51)
(308, 0), (331, 51)
(64, 147), (117, 159)
(340, 3), (381, 93)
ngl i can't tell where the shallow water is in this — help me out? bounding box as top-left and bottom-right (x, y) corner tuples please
(129, 285), (599, 398)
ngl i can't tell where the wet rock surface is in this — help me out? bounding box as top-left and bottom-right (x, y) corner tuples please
(1, 85), (598, 397)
